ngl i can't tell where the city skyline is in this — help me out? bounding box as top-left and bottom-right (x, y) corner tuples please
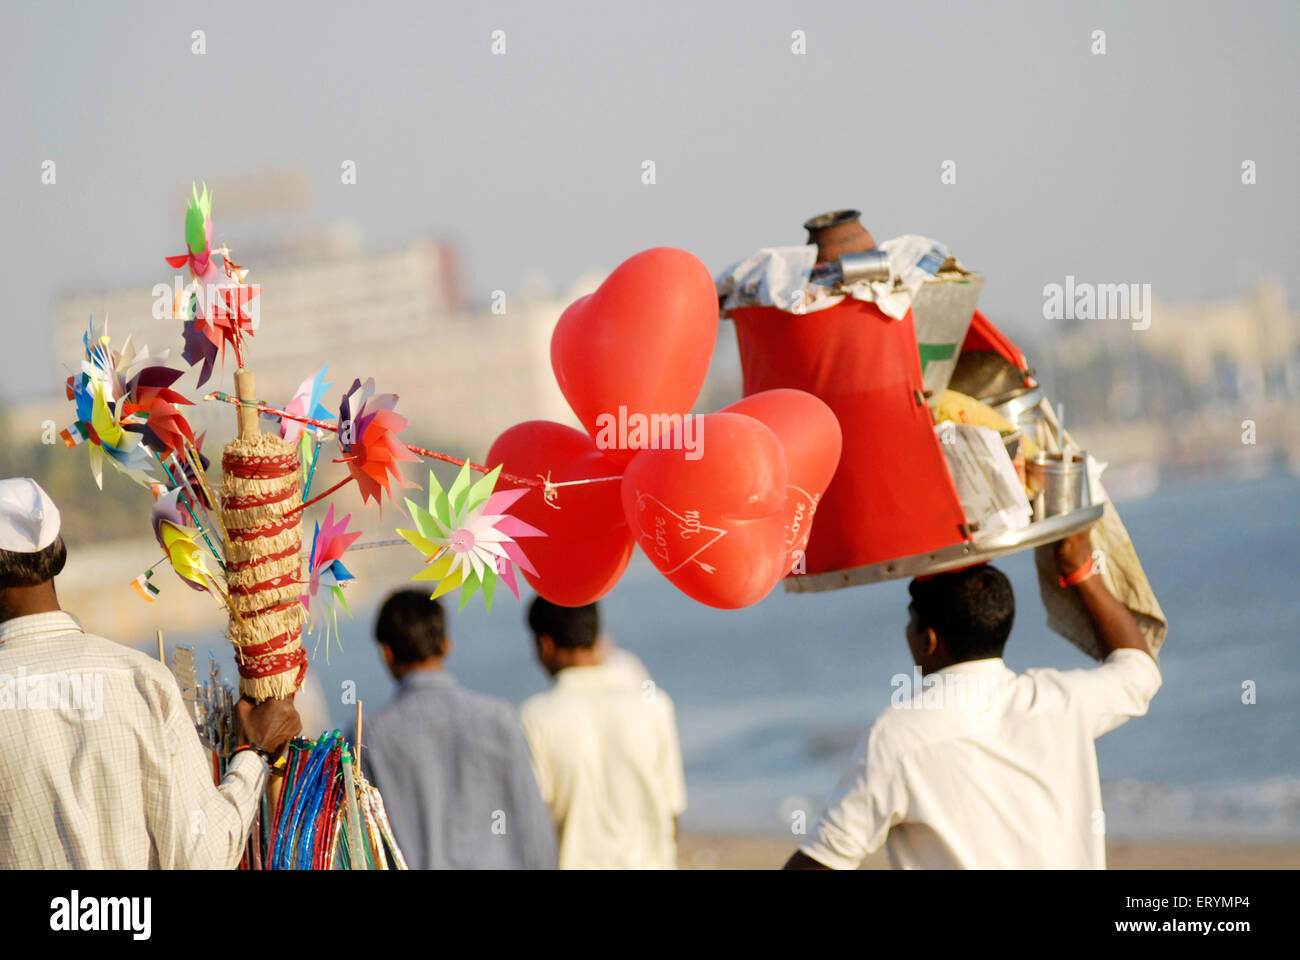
(3, 0), (1297, 405)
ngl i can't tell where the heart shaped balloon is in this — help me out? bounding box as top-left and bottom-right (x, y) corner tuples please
(722, 389), (842, 577)
(486, 420), (633, 607)
(620, 412), (788, 609)
(551, 247), (718, 467)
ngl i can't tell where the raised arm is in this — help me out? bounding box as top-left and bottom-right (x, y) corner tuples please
(1055, 530), (1152, 660)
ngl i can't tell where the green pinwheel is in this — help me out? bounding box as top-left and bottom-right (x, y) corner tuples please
(396, 465), (544, 611)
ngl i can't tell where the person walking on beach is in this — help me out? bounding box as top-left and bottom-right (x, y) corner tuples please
(521, 598), (687, 869)
(785, 530), (1161, 870)
(358, 589), (556, 869)
(0, 477), (301, 869)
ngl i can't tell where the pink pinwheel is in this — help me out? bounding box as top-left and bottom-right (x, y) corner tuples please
(301, 505), (362, 647)
(475, 486), (546, 602)
(274, 365), (334, 444)
(301, 504), (361, 611)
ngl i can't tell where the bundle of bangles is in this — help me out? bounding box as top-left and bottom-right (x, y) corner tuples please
(234, 732), (407, 870)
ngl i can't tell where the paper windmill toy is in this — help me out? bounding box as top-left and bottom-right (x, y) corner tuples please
(166, 182), (262, 385)
(164, 182), (220, 283)
(301, 504), (361, 647)
(273, 365), (335, 445)
(336, 377), (420, 510)
(149, 489), (214, 593)
(62, 322), (197, 489)
(267, 365), (335, 491)
(397, 465), (544, 611)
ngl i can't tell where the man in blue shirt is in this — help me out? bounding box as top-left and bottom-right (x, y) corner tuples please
(358, 589), (556, 869)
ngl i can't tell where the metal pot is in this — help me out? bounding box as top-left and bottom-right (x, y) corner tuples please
(991, 385), (1049, 448)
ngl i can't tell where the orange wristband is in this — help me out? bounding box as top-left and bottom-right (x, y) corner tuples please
(1058, 555), (1095, 588)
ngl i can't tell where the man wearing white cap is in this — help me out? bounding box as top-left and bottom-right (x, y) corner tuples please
(0, 477), (301, 869)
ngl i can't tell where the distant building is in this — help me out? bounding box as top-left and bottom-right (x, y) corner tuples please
(49, 229), (587, 458)
(1030, 279), (1300, 426)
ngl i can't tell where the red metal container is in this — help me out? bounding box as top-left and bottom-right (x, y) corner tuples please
(730, 298), (969, 578)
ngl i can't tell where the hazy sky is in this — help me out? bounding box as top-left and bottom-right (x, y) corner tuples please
(2, 0), (1296, 403)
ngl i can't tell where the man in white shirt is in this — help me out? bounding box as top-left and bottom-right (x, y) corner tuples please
(786, 530), (1161, 870)
(0, 477), (300, 869)
(520, 598), (686, 869)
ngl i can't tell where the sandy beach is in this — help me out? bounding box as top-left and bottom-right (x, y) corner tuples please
(677, 833), (1300, 870)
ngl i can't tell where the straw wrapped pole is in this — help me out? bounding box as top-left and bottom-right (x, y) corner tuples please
(219, 368), (308, 701)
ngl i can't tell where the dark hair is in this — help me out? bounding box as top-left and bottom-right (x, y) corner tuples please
(908, 564), (1015, 662)
(527, 596), (599, 650)
(374, 589), (447, 664)
(0, 536), (67, 589)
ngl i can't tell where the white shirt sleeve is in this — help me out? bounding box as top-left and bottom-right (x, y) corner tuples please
(1048, 648), (1163, 739)
(799, 723), (907, 870)
(149, 676), (268, 869)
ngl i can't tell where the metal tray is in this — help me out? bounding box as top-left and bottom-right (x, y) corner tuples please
(783, 501), (1105, 593)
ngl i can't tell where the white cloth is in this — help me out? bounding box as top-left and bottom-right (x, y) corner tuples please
(520, 663), (686, 869)
(0, 478), (61, 552)
(0, 611), (266, 868)
(714, 235), (963, 320)
(800, 651), (1161, 869)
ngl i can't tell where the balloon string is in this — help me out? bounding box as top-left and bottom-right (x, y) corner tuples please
(203, 392), (623, 503)
(537, 471), (619, 510)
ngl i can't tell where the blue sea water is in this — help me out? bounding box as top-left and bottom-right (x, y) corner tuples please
(181, 471), (1300, 840)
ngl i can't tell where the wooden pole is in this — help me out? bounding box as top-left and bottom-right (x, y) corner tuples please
(234, 368), (259, 440)
(156, 629), (165, 664)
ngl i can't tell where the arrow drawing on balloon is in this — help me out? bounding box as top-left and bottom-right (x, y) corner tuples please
(633, 491), (727, 575)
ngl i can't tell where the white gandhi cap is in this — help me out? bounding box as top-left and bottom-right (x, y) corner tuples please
(0, 478), (62, 553)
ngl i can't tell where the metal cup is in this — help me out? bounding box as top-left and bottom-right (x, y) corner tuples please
(838, 249), (892, 285)
(1026, 452), (1090, 521)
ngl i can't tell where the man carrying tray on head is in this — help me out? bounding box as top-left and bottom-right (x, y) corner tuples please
(0, 477), (301, 869)
(785, 528), (1161, 870)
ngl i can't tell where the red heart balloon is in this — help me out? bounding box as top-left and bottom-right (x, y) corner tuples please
(551, 247), (718, 467)
(620, 412), (788, 609)
(487, 421), (633, 607)
(722, 389), (842, 576)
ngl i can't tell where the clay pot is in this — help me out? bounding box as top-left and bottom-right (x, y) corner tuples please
(803, 210), (876, 262)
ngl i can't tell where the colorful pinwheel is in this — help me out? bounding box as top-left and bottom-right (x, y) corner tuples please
(397, 465), (544, 611)
(63, 324), (167, 488)
(336, 377), (419, 510)
(272, 365), (335, 444)
(119, 364), (197, 459)
(265, 365), (336, 492)
(164, 182), (220, 283)
(181, 312), (219, 388)
(166, 183), (261, 382)
(155, 513), (215, 594)
(300, 505), (361, 648)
